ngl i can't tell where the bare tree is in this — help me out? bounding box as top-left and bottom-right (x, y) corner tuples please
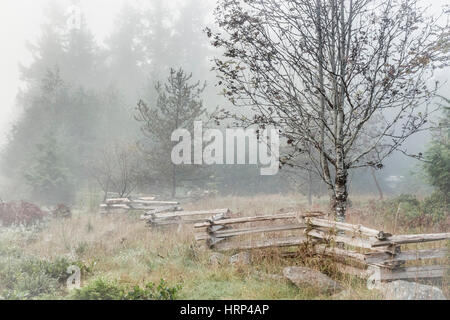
(90, 142), (141, 200)
(280, 144), (324, 206)
(207, 0), (449, 220)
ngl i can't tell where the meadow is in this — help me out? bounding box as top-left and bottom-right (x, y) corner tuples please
(0, 194), (448, 300)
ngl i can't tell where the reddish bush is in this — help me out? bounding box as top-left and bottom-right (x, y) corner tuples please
(0, 201), (47, 227)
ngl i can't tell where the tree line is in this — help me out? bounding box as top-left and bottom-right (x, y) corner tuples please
(1, 0), (448, 221)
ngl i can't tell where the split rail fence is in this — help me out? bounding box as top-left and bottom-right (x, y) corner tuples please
(100, 196), (231, 227)
(100, 196), (179, 212)
(142, 208), (231, 227)
(194, 211), (450, 284)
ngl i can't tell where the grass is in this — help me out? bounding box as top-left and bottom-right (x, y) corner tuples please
(0, 193), (448, 300)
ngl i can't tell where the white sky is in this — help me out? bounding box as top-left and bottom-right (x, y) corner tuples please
(0, 0), (449, 148)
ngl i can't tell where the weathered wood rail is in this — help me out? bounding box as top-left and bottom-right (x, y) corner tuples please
(100, 196), (180, 212)
(194, 211), (324, 249)
(102, 196), (231, 227)
(142, 208), (231, 227)
(194, 211), (450, 284)
(299, 216), (449, 283)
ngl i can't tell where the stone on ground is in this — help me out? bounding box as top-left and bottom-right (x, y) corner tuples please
(283, 266), (343, 294)
(377, 280), (446, 300)
(229, 252), (252, 265)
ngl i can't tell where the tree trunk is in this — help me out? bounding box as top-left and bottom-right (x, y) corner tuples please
(333, 0), (350, 222)
(102, 178), (111, 202)
(333, 167), (348, 222)
(370, 167), (383, 200)
(315, 0), (335, 216)
(171, 164), (176, 198)
(333, 136), (348, 221)
(307, 171), (313, 207)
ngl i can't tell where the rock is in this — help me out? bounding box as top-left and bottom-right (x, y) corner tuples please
(283, 266), (343, 294)
(209, 252), (225, 265)
(376, 280), (446, 300)
(229, 252), (252, 265)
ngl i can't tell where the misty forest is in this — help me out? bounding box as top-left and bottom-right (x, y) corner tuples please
(0, 0), (449, 301)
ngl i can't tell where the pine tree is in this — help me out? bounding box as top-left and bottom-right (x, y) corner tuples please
(135, 68), (207, 197)
(105, 3), (147, 97)
(23, 133), (74, 205)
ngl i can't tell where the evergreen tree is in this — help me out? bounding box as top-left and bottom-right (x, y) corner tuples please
(105, 3), (147, 97)
(23, 133), (74, 205)
(135, 68), (207, 197)
(423, 97), (450, 198)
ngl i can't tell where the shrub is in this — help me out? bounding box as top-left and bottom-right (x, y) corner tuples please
(70, 278), (125, 300)
(0, 201), (47, 227)
(0, 255), (87, 299)
(139, 279), (181, 300)
(70, 278), (181, 300)
(377, 194), (448, 228)
(1, 258), (59, 299)
(43, 257), (85, 282)
(422, 191), (449, 224)
(422, 102), (450, 197)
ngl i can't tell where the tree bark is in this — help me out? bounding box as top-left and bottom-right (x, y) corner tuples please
(171, 164), (177, 198)
(307, 170), (313, 207)
(370, 167), (383, 200)
(332, 0), (350, 222)
(333, 167), (348, 222)
(315, 0), (335, 216)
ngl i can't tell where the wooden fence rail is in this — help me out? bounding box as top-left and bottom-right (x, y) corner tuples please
(102, 196), (232, 228)
(304, 217), (449, 282)
(194, 211), (324, 250)
(142, 208), (231, 227)
(194, 210), (450, 284)
(100, 196), (180, 212)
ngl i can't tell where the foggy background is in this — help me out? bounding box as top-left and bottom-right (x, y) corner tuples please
(0, 0), (123, 147)
(0, 0), (448, 205)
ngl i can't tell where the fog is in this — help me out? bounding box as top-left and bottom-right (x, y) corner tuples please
(0, 0), (448, 205)
(1, 0), (448, 144)
(1, 0), (448, 145)
(0, 0), (127, 147)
